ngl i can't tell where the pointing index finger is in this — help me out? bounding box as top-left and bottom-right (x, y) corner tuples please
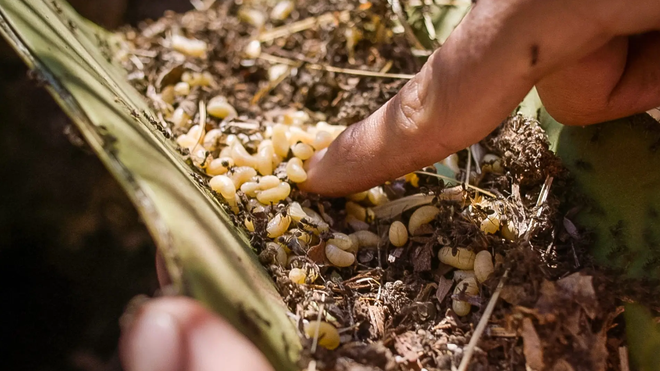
(302, 0), (622, 196)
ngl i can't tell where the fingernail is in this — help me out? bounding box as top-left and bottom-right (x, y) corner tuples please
(122, 308), (182, 371)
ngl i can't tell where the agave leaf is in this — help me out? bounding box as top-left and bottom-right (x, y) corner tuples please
(519, 89), (660, 370)
(625, 304), (660, 371)
(0, 1), (300, 369)
(520, 89), (660, 279)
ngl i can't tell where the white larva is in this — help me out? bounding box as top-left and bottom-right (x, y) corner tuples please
(474, 250), (495, 283)
(243, 39), (261, 59)
(207, 96), (237, 119)
(325, 244), (355, 267)
(174, 81), (190, 96)
(266, 242), (287, 266)
(408, 205), (440, 235)
(238, 7), (266, 28)
(272, 124), (290, 158)
(367, 186), (388, 206)
(231, 141), (257, 168)
(288, 202), (307, 222)
(209, 175), (236, 200)
(312, 130), (333, 150)
(256, 140), (274, 175)
(327, 233), (353, 252)
(169, 107), (190, 128)
(227, 194), (241, 214)
(202, 128), (223, 151)
(258, 175), (281, 190)
(347, 191), (368, 202)
(257, 182), (291, 204)
(286, 157), (307, 183)
(438, 246), (476, 270)
(302, 207), (323, 221)
(388, 221), (408, 247)
(288, 127), (315, 145)
(228, 166), (257, 189)
(270, 0), (294, 21)
(292, 142), (314, 160)
(452, 277), (479, 316)
(181, 71), (214, 87)
(160, 85), (175, 104)
(345, 201), (373, 222)
(267, 213), (291, 238)
(206, 157), (233, 176)
(176, 134), (197, 150)
(288, 268), (306, 284)
(187, 125), (203, 140)
(480, 213), (501, 234)
(283, 110), (309, 126)
(304, 321), (340, 350)
(240, 181), (261, 197)
(268, 64), (290, 82)
(171, 34), (207, 57)
(349, 230), (380, 249)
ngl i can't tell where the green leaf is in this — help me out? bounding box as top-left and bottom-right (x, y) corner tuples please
(625, 304), (660, 371)
(0, 1), (300, 370)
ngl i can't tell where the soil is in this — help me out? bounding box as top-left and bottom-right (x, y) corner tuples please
(114, 1), (651, 370)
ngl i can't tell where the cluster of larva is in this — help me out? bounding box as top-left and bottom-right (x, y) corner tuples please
(139, 9), (515, 348)
(438, 247), (496, 315)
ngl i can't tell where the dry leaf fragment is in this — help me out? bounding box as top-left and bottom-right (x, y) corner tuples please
(521, 317), (545, 371)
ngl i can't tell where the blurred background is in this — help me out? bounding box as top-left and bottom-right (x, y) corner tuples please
(0, 1), (192, 370)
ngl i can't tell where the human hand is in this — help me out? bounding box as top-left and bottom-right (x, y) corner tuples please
(302, 0), (660, 196)
(119, 256), (274, 371)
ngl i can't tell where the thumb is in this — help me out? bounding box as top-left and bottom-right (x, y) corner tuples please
(119, 297), (273, 371)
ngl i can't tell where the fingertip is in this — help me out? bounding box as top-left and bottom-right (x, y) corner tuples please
(120, 297), (274, 371)
(120, 298), (183, 371)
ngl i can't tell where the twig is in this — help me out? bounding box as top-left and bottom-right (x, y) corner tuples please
(457, 269), (509, 371)
(190, 0), (216, 11)
(192, 99), (207, 151)
(619, 347), (630, 371)
(310, 293), (327, 353)
(258, 11), (350, 42)
(415, 171), (497, 198)
(258, 53), (415, 79)
(307, 63), (415, 79)
(408, 0), (472, 5)
(464, 146), (472, 185)
(523, 175), (554, 241)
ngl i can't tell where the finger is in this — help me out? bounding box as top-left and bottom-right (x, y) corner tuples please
(119, 297), (274, 371)
(303, 0), (617, 196)
(538, 33), (660, 125)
